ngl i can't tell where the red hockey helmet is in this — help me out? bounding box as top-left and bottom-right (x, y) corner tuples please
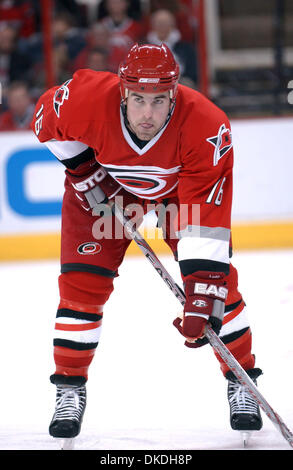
(118, 43), (180, 102)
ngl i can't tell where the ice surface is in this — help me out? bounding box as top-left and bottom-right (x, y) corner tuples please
(0, 249), (292, 450)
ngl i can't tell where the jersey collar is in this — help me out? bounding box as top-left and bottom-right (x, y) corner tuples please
(119, 106), (174, 156)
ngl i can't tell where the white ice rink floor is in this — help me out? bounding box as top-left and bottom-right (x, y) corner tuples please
(0, 249), (292, 451)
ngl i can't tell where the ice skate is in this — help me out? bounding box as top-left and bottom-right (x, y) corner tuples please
(226, 368), (263, 447)
(49, 383), (87, 449)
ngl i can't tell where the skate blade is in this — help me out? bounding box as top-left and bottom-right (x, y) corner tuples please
(56, 438), (75, 450)
(240, 431), (253, 448)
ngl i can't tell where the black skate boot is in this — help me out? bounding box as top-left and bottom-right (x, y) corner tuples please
(226, 368), (263, 445)
(49, 375), (87, 448)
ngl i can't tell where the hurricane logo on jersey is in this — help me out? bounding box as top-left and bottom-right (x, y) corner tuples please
(103, 165), (181, 199)
(53, 79), (72, 118)
(206, 123), (232, 166)
(77, 242), (102, 255)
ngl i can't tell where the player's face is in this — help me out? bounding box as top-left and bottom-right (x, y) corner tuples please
(126, 91), (171, 140)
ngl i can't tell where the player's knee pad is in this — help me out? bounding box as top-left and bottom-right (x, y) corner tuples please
(52, 271), (114, 381)
(58, 270), (114, 305)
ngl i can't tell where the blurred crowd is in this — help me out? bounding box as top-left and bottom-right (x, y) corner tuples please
(0, 0), (199, 131)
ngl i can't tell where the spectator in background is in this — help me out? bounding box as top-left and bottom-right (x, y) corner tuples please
(146, 9), (198, 86)
(0, 80), (34, 130)
(149, 0), (196, 43)
(97, 0), (143, 21)
(86, 22), (111, 52)
(98, 0), (145, 72)
(73, 22), (111, 72)
(52, 11), (86, 77)
(0, 24), (32, 104)
(51, 11), (86, 65)
(30, 0), (88, 32)
(54, 0), (88, 28)
(27, 11), (86, 89)
(0, 0), (36, 38)
(86, 48), (109, 72)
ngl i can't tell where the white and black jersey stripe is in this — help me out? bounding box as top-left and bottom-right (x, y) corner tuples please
(45, 140), (95, 170)
(177, 225), (231, 275)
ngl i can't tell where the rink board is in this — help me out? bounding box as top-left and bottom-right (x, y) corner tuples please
(0, 221), (293, 261)
(0, 118), (292, 261)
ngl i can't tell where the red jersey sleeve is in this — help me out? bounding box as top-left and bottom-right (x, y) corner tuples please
(176, 93), (233, 276)
(31, 69), (120, 169)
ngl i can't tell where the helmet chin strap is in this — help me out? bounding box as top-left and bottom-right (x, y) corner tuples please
(120, 99), (130, 128)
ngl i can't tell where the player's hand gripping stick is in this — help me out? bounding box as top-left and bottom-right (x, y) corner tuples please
(66, 160), (121, 213)
(173, 272), (227, 348)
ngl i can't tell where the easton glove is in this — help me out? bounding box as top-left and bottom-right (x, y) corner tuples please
(66, 159), (122, 214)
(173, 271), (228, 348)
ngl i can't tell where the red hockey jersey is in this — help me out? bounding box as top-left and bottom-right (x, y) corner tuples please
(31, 69), (233, 272)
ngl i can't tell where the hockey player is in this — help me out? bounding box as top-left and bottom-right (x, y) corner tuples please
(31, 43), (263, 443)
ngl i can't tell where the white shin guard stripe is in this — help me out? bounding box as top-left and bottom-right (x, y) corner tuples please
(219, 306), (250, 337)
(54, 324), (102, 344)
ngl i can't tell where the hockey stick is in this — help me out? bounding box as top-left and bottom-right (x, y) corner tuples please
(109, 199), (293, 448)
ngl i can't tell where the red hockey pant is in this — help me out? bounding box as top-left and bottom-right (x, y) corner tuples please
(52, 181), (255, 381)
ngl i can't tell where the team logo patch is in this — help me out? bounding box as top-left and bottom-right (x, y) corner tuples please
(115, 176), (159, 191)
(53, 79), (72, 118)
(103, 165), (180, 199)
(77, 242), (102, 255)
(206, 124), (233, 166)
(193, 299), (208, 308)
